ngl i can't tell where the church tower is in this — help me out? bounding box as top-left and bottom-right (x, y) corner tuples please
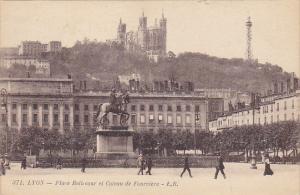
(117, 18), (126, 47)
(137, 12), (148, 50)
(159, 12), (167, 55)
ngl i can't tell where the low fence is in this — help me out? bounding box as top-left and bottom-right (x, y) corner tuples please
(37, 156), (218, 168)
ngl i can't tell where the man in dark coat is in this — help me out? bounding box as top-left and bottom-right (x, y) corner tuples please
(214, 156), (226, 179)
(81, 157), (87, 173)
(21, 157), (26, 170)
(56, 157), (63, 169)
(180, 156), (192, 177)
(109, 89), (118, 111)
(145, 156), (153, 175)
(0, 156), (5, 175)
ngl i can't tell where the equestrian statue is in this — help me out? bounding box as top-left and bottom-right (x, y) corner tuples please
(95, 89), (130, 127)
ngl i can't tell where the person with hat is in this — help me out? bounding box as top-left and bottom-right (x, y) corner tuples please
(214, 156), (226, 179)
(110, 88), (118, 109)
(81, 156), (87, 173)
(263, 153), (273, 176)
(137, 154), (145, 175)
(180, 156), (192, 178)
(145, 155), (153, 175)
(0, 155), (5, 176)
(21, 157), (26, 170)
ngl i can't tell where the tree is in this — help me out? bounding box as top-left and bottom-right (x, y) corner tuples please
(43, 129), (61, 155)
(14, 127), (45, 156)
(155, 129), (173, 156)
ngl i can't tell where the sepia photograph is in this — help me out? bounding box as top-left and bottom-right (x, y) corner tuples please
(0, 1), (299, 195)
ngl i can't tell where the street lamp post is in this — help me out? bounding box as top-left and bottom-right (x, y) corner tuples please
(194, 112), (200, 155)
(1, 88), (8, 154)
(250, 93), (259, 169)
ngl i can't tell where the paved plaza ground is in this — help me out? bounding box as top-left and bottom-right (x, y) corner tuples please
(1, 162), (299, 195)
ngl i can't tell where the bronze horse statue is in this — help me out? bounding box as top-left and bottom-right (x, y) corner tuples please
(95, 94), (130, 127)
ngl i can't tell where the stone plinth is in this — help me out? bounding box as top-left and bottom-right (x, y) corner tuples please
(95, 126), (135, 158)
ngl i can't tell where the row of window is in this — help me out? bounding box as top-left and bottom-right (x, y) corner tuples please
(129, 114), (193, 125)
(11, 103), (99, 112)
(131, 104), (200, 112)
(6, 113), (94, 125)
(3, 112), (195, 127)
(217, 113), (298, 128)
(11, 103), (201, 113)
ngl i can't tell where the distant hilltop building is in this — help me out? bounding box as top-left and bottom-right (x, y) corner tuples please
(0, 56), (50, 76)
(0, 40), (61, 77)
(19, 40), (62, 57)
(108, 12), (167, 62)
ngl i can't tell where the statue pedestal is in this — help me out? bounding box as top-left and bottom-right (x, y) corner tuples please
(95, 126), (135, 158)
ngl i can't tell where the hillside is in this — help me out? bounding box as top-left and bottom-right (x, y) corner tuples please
(1, 39), (290, 93)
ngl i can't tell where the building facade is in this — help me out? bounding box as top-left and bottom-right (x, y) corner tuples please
(18, 41), (62, 57)
(0, 78), (212, 135)
(0, 56), (50, 76)
(209, 90), (300, 132)
(194, 88), (251, 112)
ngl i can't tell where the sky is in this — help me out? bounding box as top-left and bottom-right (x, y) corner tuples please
(0, 0), (299, 74)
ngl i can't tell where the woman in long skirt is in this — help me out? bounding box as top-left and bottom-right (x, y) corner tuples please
(263, 154), (273, 176)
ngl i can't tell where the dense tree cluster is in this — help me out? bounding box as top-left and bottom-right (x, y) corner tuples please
(2, 121), (298, 162)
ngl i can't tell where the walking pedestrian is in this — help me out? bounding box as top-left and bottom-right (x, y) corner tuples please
(56, 156), (63, 170)
(263, 154), (273, 176)
(214, 156), (226, 179)
(145, 156), (153, 175)
(137, 154), (145, 175)
(21, 157), (26, 170)
(0, 155), (5, 176)
(81, 156), (87, 173)
(180, 156), (192, 178)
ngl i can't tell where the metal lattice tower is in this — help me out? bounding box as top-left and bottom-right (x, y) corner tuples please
(246, 16), (253, 62)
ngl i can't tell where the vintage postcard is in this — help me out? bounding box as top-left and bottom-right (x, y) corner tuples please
(0, 1), (299, 195)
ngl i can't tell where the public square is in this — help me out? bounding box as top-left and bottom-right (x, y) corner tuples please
(1, 162), (299, 195)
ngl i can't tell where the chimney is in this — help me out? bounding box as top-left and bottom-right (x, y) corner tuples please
(274, 82), (278, 94)
(79, 81), (82, 90)
(136, 80), (140, 91)
(294, 78), (299, 91)
(84, 80), (87, 90)
(96, 81), (100, 90)
(287, 78), (291, 94)
(164, 80), (168, 91)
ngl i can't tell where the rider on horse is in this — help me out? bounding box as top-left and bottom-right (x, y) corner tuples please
(109, 88), (119, 111)
(96, 88), (130, 127)
(109, 89), (130, 112)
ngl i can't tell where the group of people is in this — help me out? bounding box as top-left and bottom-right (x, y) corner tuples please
(137, 154), (153, 175)
(136, 154), (273, 178)
(1, 152), (274, 178)
(179, 156), (226, 179)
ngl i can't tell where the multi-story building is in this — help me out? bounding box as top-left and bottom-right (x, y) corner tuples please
(113, 12), (167, 61)
(18, 41), (62, 57)
(19, 41), (43, 57)
(194, 88), (251, 119)
(209, 90), (300, 132)
(0, 78), (216, 135)
(47, 41), (62, 53)
(0, 56), (50, 76)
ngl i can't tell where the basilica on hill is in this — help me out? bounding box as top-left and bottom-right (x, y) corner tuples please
(108, 12), (167, 62)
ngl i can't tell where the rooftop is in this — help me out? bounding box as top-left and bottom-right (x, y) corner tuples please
(0, 77), (72, 82)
